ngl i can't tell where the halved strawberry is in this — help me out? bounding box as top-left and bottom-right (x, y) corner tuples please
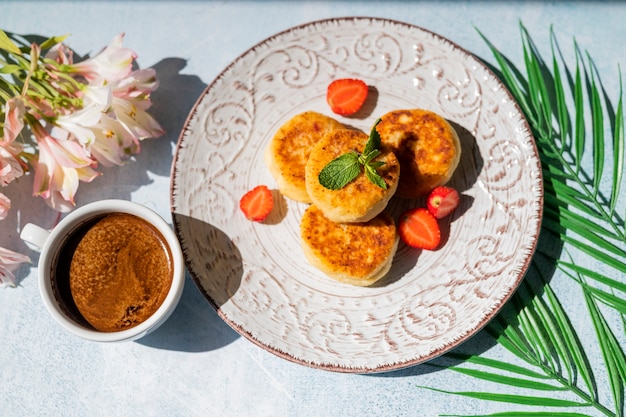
(326, 78), (368, 116)
(398, 208), (441, 250)
(239, 185), (274, 222)
(426, 186), (460, 219)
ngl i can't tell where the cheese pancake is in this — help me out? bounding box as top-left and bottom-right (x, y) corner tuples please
(264, 111), (344, 203)
(305, 129), (400, 223)
(376, 109), (461, 199)
(300, 205), (398, 286)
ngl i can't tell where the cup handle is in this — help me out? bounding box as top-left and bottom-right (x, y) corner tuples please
(20, 223), (51, 252)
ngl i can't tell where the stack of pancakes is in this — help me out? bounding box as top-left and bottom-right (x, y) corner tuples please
(265, 109), (461, 286)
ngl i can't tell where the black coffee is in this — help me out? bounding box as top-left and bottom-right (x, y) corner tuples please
(52, 213), (173, 332)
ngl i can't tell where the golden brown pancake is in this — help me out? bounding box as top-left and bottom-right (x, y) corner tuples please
(300, 205), (398, 286)
(264, 111), (344, 203)
(376, 109), (461, 198)
(305, 128), (400, 223)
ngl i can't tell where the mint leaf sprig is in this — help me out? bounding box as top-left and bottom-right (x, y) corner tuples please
(318, 119), (388, 190)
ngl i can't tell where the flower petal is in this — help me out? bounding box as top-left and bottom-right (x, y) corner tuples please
(90, 116), (139, 166)
(0, 192), (10, 220)
(44, 42), (74, 65)
(0, 246), (31, 267)
(0, 266), (18, 287)
(71, 33), (136, 85)
(33, 123), (94, 168)
(113, 68), (159, 102)
(112, 97), (165, 139)
(0, 144), (25, 186)
(55, 86), (112, 147)
(0, 246), (30, 287)
(2, 97), (26, 144)
(31, 121), (99, 211)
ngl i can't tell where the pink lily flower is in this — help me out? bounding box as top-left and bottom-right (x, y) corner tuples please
(31, 121), (99, 212)
(0, 99), (27, 184)
(112, 68), (159, 103)
(70, 33), (136, 86)
(90, 115), (139, 167)
(0, 246), (31, 287)
(55, 85), (110, 147)
(0, 192), (10, 220)
(108, 68), (164, 141)
(110, 96), (164, 140)
(45, 42), (74, 66)
(2, 98), (26, 143)
(0, 144), (25, 186)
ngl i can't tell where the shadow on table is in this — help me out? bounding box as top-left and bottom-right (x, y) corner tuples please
(138, 212), (245, 352)
(138, 271), (240, 352)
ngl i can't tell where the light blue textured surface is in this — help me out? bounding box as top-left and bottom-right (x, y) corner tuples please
(1, 2), (624, 416)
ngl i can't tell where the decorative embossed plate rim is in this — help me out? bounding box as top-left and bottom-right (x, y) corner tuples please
(170, 17), (543, 373)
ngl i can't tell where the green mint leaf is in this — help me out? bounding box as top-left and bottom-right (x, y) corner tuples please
(363, 118), (382, 155)
(360, 149), (381, 165)
(365, 164), (387, 189)
(368, 161), (386, 169)
(318, 120), (388, 190)
(318, 152), (361, 190)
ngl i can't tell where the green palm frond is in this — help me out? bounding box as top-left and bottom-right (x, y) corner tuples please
(422, 22), (626, 417)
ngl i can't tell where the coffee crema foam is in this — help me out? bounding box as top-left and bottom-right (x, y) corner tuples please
(66, 213), (173, 332)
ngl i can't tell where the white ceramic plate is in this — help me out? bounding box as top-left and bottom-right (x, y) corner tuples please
(170, 17), (543, 373)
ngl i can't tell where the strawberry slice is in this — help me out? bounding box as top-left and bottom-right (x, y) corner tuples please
(239, 185), (274, 222)
(326, 78), (368, 116)
(398, 208), (441, 250)
(426, 186), (460, 219)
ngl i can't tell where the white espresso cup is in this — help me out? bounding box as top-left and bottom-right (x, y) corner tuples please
(20, 200), (185, 342)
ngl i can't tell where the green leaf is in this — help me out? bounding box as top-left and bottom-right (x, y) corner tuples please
(0, 30), (21, 55)
(0, 64), (22, 74)
(551, 31), (571, 150)
(364, 163), (387, 189)
(559, 234), (626, 268)
(318, 152), (360, 190)
(363, 118), (382, 155)
(546, 176), (596, 209)
(444, 365), (567, 391)
(524, 286), (576, 382)
(486, 318), (539, 365)
(522, 27), (552, 135)
(542, 284), (597, 399)
(516, 299), (554, 367)
(586, 54), (605, 196)
(584, 289), (626, 415)
(441, 412), (592, 417)
(583, 284), (626, 314)
(444, 352), (551, 380)
(39, 34), (69, 51)
(359, 149), (381, 165)
(418, 386), (589, 408)
(543, 205), (619, 240)
(557, 261), (626, 294)
(572, 47), (585, 174)
(477, 27), (533, 122)
(610, 71), (624, 215)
